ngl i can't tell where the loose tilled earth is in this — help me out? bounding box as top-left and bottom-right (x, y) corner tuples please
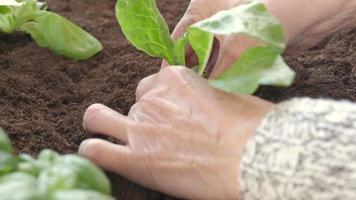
(0, 0), (355, 199)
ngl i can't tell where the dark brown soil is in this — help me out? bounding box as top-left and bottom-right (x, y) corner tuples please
(0, 0), (355, 199)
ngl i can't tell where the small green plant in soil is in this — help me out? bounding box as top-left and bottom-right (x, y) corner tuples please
(0, 129), (115, 200)
(116, 0), (295, 94)
(0, 0), (102, 60)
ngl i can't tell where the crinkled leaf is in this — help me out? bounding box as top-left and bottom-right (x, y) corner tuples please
(187, 27), (214, 75)
(209, 46), (295, 94)
(192, 1), (285, 53)
(53, 189), (116, 200)
(13, 0), (39, 27)
(19, 11), (102, 60)
(116, 0), (174, 63)
(173, 33), (188, 65)
(0, 6), (16, 33)
(0, 172), (38, 199)
(0, 129), (12, 153)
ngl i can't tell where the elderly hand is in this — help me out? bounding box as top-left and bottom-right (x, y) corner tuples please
(79, 67), (273, 199)
(163, 0), (356, 77)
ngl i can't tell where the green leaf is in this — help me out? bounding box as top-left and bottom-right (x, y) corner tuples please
(0, 6), (16, 33)
(19, 11), (103, 60)
(0, 172), (38, 199)
(209, 46), (295, 94)
(13, 0), (39, 28)
(187, 27), (214, 75)
(0, 152), (17, 176)
(52, 189), (115, 200)
(56, 155), (111, 194)
(0, 0), (24, 6)
(172, 33), (188, 65)
(18, 154), (41, 176)
(191, 1), (285, 53)
(37, 164), (78, 198)
(37, 154), (112, 198)
(116, 0), (174, 64)
(38, 149), (59, 162)
(0, 129), (12, 153)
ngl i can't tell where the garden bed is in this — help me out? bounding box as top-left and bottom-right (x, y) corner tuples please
(0, 0), (355, 199)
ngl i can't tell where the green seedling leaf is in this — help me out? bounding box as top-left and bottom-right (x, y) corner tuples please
(0, 172), (38, 199)
(52, 189), (116, 200)
(173, 33), (188, 65)
(19, 11), (103, 60)
(38, 154), (111, 198)
(0, 6), (16, 33)
(18, 153), (41, 176)
(0, 0), (24, 6)
(13, 0), (39, 28)
(0, 133), (114, 199)
(56, 155), (111, 194)
(209, 46), (295, 94)
(0, 152), (16, 176)
(116, 0), (174, 64)
(38, 149), (59, 162)
(191, 1), (285, 53)
(37, 164), (78, 198)
(187, 27), (214, 75)
(0, 129), (12, 153)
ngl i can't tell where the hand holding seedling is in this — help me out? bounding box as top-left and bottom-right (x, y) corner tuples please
(116, 0), (295, 94)
(165, 0), (356, 77)
(79, 67), (274, 199)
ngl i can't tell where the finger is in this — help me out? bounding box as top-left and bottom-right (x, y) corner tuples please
(171, 15), (195, 41)
(83, 104), (133, 142)
(185, 48), (198, 68)
(79, 139), (133, 175)
(160, 60), (170, 69)
(161, 16), (197, 68)
(211, 36), (259, 78)
(136, 74), (157, 101)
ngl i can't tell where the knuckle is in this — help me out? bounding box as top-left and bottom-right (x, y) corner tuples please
(139, 93), (156, 104)
(161, 66), (187, 80)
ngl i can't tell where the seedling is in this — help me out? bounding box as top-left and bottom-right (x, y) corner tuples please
(0, 0), (102, 60)
(116, 0), (295, 94)
(0, 129), (115, 200)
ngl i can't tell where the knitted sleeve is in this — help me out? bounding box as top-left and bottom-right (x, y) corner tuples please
(240, 98), (356, 200)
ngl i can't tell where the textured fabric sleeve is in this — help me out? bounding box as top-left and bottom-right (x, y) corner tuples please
(239, 98), (356, 200)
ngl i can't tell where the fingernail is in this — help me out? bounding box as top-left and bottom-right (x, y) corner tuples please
(78, 140), (89, 155)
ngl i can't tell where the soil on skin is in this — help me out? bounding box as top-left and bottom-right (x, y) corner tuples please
(0, 0), (355, 199)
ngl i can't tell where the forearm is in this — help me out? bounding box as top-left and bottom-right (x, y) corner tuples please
(239, 98), (356, 199)
(262, 0), (356, 44)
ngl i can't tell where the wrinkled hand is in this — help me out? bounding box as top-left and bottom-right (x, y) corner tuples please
(79, 67), (273, 199)
(163, 0), (356, 77)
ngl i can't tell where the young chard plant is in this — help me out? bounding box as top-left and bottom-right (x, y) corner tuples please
(0, 0), (102, 60)
(116, 0), (295, 94)
(0, 129), (115, 200)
